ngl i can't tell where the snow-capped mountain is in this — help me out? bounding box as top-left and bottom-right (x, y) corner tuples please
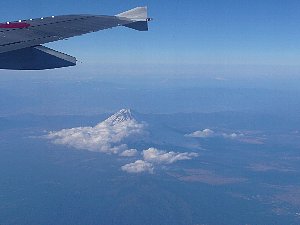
(46, 109), (199, 174)
(102, 109), (136, 126)
(47, 109), (145, 154)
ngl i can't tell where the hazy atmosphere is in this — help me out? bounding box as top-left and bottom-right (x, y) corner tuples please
(1, 1), (300, 225)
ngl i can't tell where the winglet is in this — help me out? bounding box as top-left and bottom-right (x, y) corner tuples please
(116, 7), (152, 31)
(116, 6), (148, 21)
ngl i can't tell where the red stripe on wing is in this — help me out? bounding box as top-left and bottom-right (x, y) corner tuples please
(0, 22), (30, 29)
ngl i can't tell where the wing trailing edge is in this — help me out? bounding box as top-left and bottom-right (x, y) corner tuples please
(0, 45), (76, 70)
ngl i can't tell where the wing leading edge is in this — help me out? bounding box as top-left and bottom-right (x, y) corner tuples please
(0, 6), (151, 70)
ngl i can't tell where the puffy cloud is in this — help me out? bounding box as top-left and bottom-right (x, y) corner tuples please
(122, 148), (199, 174)
(121, 160), (154, 174)
(46, 109), (146, 154)
(142, 148), (199, 164)
(185, 129), (214, 138)
(120, 149), (138, 157)
(45, 109), (199, 175)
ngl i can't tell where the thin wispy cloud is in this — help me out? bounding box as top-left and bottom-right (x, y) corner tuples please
(185, 129), (245, 140)
(222, 132), (244, 139)
(185, 129), (214, 138)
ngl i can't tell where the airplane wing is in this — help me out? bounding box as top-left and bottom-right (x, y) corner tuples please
(0, 6), (151, 70)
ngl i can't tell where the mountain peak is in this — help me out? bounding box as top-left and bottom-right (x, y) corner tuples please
(104, 109), (136, 125)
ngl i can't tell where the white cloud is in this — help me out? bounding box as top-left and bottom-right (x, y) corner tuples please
(185, 129), (245, 140)
(45, 109), (199, 175)
(121, 160), (154, 174)
(142, 148), (199, 164)
(120, 149), (138, 157)
(185, 129), (214, 138)
(46, 110), (146, 154)
(122, 148), (199, 174)
(222, 132), (244, 139)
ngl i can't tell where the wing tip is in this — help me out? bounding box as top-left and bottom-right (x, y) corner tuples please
(116, 6), (148, 20)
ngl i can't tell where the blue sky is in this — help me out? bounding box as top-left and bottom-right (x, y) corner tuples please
(1, 0), (300, 74)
